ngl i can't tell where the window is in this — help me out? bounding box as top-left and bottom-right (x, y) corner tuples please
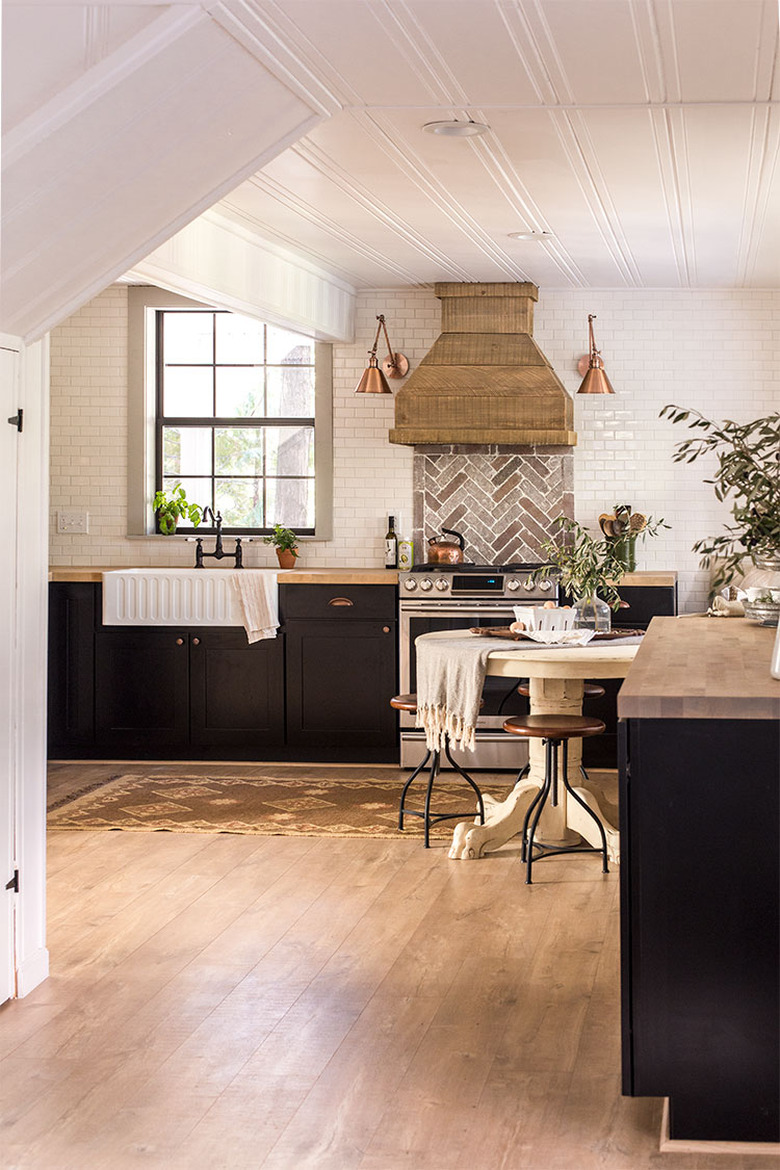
(128, 287), (333, 539)
(157, 309), (320, 533)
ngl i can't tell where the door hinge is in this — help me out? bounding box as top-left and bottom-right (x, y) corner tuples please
(7, 408), (23, 433)
(5, 870), (19, 893)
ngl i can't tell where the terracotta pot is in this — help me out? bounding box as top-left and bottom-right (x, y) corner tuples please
(276, 549), (298, 569)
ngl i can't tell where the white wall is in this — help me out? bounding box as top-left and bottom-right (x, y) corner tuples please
(49, 285), (780, 613)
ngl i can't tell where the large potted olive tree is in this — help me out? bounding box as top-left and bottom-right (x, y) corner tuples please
(662, 405), (780, 621)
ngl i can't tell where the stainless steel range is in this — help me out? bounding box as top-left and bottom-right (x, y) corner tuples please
(398, 563), (559, 770)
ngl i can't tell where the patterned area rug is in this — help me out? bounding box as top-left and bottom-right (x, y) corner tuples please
(47, 773), (497, 838)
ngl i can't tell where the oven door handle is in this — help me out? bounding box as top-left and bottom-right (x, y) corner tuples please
(400, 608), (518, 619)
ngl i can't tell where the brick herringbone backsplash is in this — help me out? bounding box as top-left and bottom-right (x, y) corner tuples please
(413, 445), (574, 565)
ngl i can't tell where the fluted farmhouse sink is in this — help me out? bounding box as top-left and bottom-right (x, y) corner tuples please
(102, 568), (275, 626)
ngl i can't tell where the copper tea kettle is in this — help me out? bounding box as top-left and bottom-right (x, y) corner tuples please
(427, 528), (465, 564)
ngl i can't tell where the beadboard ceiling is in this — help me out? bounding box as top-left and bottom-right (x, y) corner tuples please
(3, 0), (780, 339)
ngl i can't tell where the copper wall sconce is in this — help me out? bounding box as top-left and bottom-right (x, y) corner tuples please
(577, 314), (615, 395)
(354, 315), (410, 395)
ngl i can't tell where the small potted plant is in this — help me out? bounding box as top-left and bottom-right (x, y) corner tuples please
(528, 515), (666, 631)
(263, 523), (299, 569)
(661, 405), (780, 612)
(152, 483), (203, 535)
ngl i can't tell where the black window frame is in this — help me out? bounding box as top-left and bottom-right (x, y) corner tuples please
(154, 308), (317, 536)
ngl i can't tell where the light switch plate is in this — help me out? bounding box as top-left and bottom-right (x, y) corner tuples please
(57, 510), (89, 534)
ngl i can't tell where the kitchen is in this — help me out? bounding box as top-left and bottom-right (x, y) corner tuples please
(3, 0), (780, 1166)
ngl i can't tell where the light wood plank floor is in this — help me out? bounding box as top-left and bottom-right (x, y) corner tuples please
(0, 764), (774, 1169)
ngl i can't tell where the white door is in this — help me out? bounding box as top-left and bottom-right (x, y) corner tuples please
(0, 344), (20, 1002)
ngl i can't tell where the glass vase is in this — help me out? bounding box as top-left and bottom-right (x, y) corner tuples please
(739, 552), (780, 626)
(573, 594), (612, 633)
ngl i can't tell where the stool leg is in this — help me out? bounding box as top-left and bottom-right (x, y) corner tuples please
(521, 781), (545, 863)
(551, 738), (559, 808)
(561, 740), (609, 873)
(525, 744), (553, 885)
(398, 747), (432, 830)
(579, 764), (591, 782)
(443, 739), (485, 825)
(423, 749), (441, 848)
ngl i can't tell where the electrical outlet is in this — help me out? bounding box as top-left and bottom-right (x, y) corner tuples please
(57, 510), (89, 534)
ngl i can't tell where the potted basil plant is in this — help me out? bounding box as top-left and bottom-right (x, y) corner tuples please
(263, 524), (299, 569)
(152, 483), (203, 535)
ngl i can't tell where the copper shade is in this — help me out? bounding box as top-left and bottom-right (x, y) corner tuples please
(577, 315), (615, 395)
(355, 355), (392, 395)
(355, 315), (409, 394)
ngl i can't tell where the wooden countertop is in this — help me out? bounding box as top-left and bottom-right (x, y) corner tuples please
(49, 566), (675, 586)
(49, 566), (399, 585)
(618, 615), (780, 720)
(616, 571), (676, 587)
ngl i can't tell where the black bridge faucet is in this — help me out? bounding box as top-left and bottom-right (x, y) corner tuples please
(194, 507), (243, 568)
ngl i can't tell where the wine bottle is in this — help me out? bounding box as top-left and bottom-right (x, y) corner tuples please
(385, 515), (398, 569)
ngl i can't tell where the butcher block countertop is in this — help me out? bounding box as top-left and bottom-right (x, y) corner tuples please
(49, 567), (673, 586)
(48, 566), (399, 585)
(618, 615), (780, 721)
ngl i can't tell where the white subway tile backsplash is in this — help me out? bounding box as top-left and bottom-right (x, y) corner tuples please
(49, 284), (780, 607)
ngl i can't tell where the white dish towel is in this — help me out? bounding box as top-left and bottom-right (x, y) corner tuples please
(230, 571), (279, 642)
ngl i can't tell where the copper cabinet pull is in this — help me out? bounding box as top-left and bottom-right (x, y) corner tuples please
(192, 637), (200, 646)
(328, 597), (354, 607)
(175, 637), (184, 646)
(382, 626), (391, 633)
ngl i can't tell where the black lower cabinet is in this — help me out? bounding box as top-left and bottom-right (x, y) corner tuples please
(49, 581), (395, 762)
(282, 583), (397, 762)
(285, 621), (397, 761)
(620, 717), (780, 1142)
(190, 629), (284, 753)
(94, 626), (190, 756)
(93, 627), (285, 760)
(48, 582), (98, 754)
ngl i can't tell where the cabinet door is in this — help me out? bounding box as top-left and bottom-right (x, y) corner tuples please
(48, 583), (97, 754)
(94, 626), (190, 755)
(286, 620), (397, 762)
(189, 628), (284, 753)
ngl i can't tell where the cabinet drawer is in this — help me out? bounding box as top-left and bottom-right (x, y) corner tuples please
(281, 584), (396, 622)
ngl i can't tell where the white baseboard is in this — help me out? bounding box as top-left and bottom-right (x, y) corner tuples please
(660, 1099), (780, 1157)
(15, 946), (49, 997)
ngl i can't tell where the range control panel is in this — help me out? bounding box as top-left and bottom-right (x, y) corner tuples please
(398, 570), (556, 600)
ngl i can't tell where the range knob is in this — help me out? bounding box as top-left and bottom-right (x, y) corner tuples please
(538, 578), (553, 593)
(435, 577), (449, 592)
(403, 577), (418, 591)
(419, 577), (434, 592)
(523, 577), (537, 592)
(506, 578), (521, 592)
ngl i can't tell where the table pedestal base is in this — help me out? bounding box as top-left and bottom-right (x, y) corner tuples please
(448, 676), (620, 863)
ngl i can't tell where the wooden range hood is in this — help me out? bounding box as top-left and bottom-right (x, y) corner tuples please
(389, 282), (576, 447)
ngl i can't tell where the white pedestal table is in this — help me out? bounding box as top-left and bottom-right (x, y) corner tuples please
(436, 632), (640, 862)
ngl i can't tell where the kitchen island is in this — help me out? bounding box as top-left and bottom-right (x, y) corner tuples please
(618, 616), (780, 1147)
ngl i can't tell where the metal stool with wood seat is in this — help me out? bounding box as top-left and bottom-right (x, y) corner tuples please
(506, 682), (606, 784)
(391, 693), (485, 848)
(502, 713), (609, 884)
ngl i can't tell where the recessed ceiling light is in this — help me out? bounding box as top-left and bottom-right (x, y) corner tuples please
(423, 120), (490, 137)
(508, 230), (554, 241)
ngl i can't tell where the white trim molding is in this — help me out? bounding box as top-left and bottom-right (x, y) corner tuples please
(129, 209), (355, 342)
